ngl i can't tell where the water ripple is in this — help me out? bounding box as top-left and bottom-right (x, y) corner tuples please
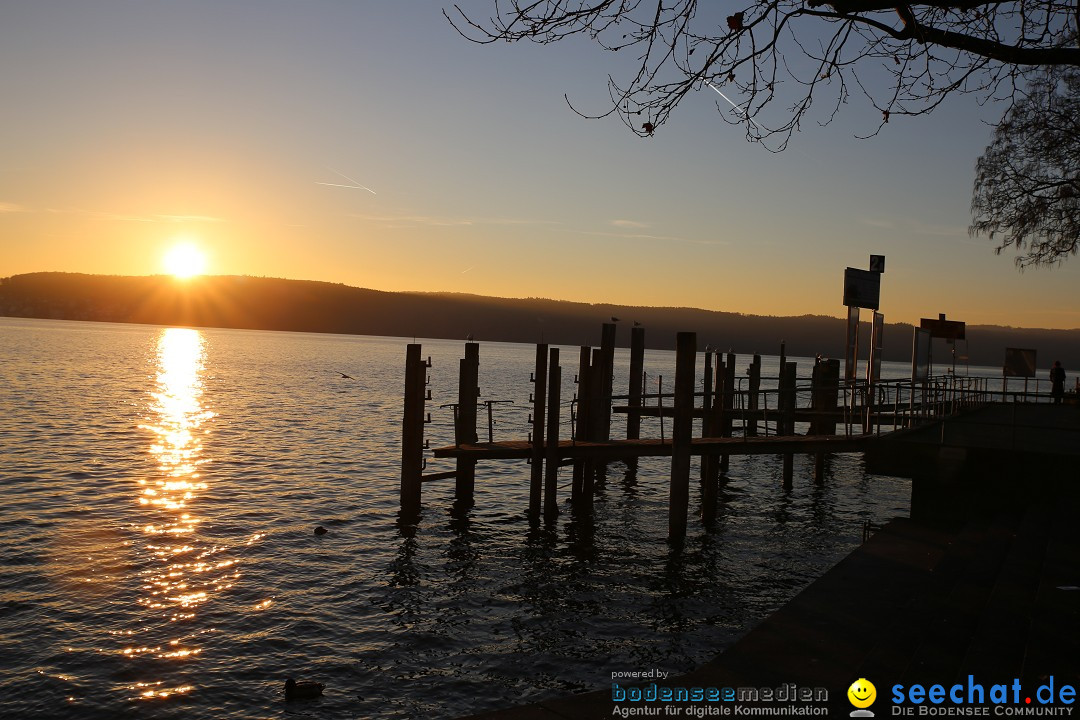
(0, 317), (921, 719)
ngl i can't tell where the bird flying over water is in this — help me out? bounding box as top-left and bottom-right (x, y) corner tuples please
(337, 371), (354, 380)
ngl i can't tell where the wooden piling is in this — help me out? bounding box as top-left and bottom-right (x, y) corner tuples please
(810, 358), (825, 436)
(599, 322), (616, 441)
(401, 343), (427, 516)
(720, 352), (736, 473)
(544, 348), (561, 522)
(780, 361), (797, 486)
(810, 356), (841, 437)
(530, 344), (548, 517)
(779, 361), (797, 436)
(572, 346), (591, 504)
(701, 351), (717, 521)
(747, 354), (761, 437)
(627, 326), (645, 440)
(700, 350), (714, 487)
(704, 352), (723, 487)
(585, 353), (605, 493)
(669, 332), (696, 542)
(825, 359), (840, 436)
(455, 342), (479, 503)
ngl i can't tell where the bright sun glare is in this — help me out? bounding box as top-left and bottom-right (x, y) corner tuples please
(163, 243), (207, 279)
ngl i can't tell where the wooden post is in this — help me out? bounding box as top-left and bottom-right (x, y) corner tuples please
(669, 332), (696, 543)
(700, 350), (714, 487)
(705, 353), (723, 486)
(809, 356), (840, 438)
(544, 348), (561, 522)
(779, 361), (797, 436)
(627, 326), (645, 440)
(585, 353), (604, 493)
(810, 357), (824, 436)
(701, 351), (718, 521)
(572, 346), (591, 504)
(401, 343), (426, 516)
(530, 343), (548, 517)
(599, 322), (616, 441)
(825, 359), (840, 435)
(747, 354), (761, 437)
(720, 352), (736, 473)
(780, 361), (797, 487)
(809, 357), (826, 485)
(455, 342), (479, 504)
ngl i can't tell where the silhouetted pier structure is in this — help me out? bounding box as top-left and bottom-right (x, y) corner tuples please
(399, 323), (1000, 539)
(395, 317), (1080, 720)
(448, 400), (1080, 720)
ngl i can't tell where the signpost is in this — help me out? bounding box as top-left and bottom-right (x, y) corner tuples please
(919, 313), (966, 375)
(1003, 347), (1037, 399)
(843, 268), (881, 311)
(843, 256), (885, 428)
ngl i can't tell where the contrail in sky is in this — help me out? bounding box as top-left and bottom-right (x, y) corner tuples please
(316, 167), (376, 194)
(703, 80), (815, 159)
(704, 80), (765, 133)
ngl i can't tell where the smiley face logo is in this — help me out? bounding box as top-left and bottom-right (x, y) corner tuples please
(848, 678), (877, 709)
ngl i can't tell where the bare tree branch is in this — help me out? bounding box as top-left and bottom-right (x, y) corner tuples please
(451, 0), (1080, 265)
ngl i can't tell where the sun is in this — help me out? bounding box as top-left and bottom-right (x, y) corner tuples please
(163, 243), (207, 279)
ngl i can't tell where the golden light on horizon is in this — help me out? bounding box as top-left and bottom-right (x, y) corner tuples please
(162, 242), (207, 279)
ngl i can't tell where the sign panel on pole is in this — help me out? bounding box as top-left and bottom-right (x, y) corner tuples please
(912, 328), (931, 381)
(843, 268), (881, 310)
(920, 317), (966, 340)
(1003, 348), (1037, 377)
(844, 305), (860, 382)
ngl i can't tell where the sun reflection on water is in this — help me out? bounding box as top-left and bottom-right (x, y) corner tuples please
(128, 328), (228, 695)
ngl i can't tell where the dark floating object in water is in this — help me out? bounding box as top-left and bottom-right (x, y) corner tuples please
(337, 371), (354, 380)
(284, 677), (324, 700)
(314, 526), (328, 536)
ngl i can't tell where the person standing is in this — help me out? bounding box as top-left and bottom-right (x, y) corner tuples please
(1050, 360), (1066, 404)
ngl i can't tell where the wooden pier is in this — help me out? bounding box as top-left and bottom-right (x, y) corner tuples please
(432, 433), (872, 461)
(399, 323), (993, 539)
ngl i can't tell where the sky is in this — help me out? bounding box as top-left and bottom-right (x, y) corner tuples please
(1, 2), (1077, 330)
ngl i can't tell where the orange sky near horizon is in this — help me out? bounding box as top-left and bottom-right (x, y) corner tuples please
(1, 3), (1077, 331)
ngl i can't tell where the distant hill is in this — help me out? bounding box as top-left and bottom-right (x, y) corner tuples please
(2, 272), (1078, 370)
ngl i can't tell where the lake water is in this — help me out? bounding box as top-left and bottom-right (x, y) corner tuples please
(0, 316), (919, 719)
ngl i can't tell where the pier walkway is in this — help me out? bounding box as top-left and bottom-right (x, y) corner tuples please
(432, 432), (873, 462)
